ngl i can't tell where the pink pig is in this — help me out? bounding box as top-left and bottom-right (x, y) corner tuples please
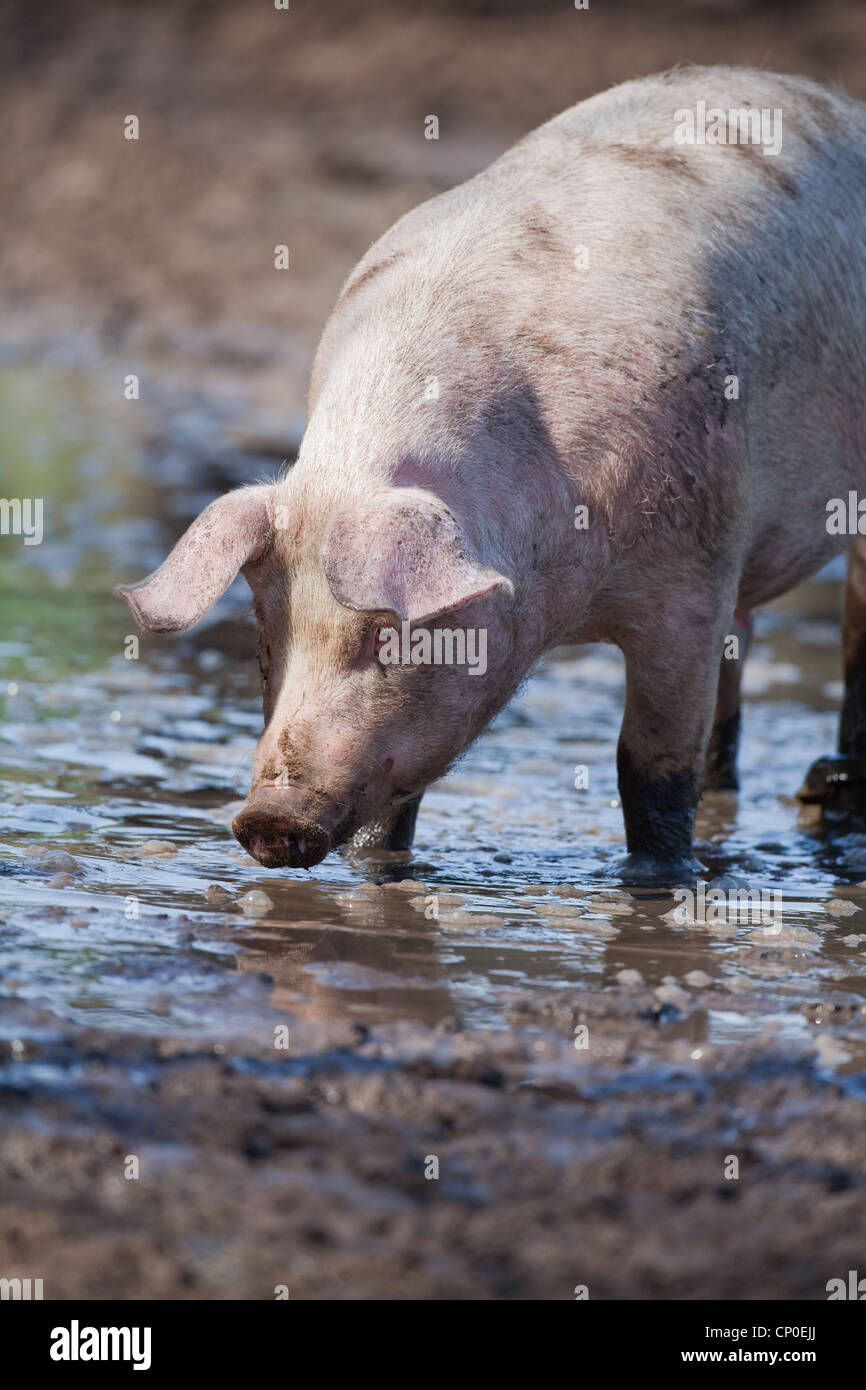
(118, 66), (866, 879)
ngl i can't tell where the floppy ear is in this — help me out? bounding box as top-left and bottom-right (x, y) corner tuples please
(115, 485), (274, 633)
(322, 487), (513, 623)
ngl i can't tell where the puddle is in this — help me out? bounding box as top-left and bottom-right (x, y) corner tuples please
(1, 364), (865, 1049)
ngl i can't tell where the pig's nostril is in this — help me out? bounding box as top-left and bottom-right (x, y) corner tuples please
(247, 834), (267, 861)
(232, 803), (331, 870)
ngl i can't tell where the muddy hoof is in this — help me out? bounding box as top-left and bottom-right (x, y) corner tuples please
(797, 755), (866, 815)
(609, 852), (704, 885)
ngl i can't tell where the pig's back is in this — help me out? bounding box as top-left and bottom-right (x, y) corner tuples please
(317, 69), (866, 600)
(506, 66), (866, 598)
(483, 65), (866, 395)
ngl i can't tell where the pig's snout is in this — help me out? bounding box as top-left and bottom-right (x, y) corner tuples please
(232, 793), (331, 869)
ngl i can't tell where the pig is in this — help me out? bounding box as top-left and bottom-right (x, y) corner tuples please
(117, 66), (866, 881)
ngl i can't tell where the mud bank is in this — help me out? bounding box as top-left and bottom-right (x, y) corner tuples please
(3, 983), (866, 1300)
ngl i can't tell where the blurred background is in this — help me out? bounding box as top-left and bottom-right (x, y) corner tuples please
(4, 0), (866, 411)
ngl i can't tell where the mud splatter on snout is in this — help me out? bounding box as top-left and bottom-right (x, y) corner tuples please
(257, 732), (306, 787)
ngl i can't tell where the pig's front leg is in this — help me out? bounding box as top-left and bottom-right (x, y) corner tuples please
(350, 795), (423, 852)
(612, 608), (729, 882)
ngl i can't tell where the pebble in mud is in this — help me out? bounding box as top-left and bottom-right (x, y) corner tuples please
(683, 970), (712, 989)
(812, 1033), (853, 1067)
(616, 968), (643, 986)
(707, 873), (752, 893)
(24, 848), (80, 874)
(748, 923), (821, 947)
(138, 840), (177, 857)
(825, 899), (860, 917)
(203, 884), (230, 903)
(339, 881), (386, 899)
(333, 883), (387, 912)
(406, 891), (466, 912)
(654, 983), (691, 1010)
(237, 890), (274, 918)
(437, 911), (505, 928)
(538, 911), (618, 938)
(538, 900), (583, 917)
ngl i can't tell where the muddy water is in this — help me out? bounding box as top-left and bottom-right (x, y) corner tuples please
(2, 365), (866, 1298)
(1, 362), (866, 1052)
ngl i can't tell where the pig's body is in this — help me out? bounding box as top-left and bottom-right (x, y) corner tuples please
(119, 67), (866, 877)
(312, 66), (866, 621)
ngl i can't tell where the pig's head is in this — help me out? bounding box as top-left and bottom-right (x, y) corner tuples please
(116, 482), (516, 869)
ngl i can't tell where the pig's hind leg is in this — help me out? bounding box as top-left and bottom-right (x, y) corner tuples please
(704, 611), (753, 791)
(799, 536), (866, 819)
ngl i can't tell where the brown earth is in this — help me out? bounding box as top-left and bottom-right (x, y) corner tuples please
(3, 984), (866, 1300)
(3, 0), (866, 418)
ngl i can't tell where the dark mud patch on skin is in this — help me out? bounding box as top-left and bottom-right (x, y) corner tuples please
(275, 730), (305, 782)
(2, 988), (865, 1300)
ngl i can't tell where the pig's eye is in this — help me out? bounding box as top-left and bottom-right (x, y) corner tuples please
(371, 625), (422, 678)
(372, 626), (397, 673)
